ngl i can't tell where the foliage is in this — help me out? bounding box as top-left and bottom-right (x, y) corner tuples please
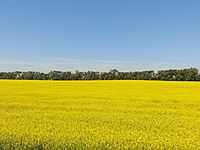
(0, 68), (200, 81)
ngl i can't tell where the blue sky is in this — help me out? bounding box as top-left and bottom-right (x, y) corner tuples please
(0, 0), (200, 72)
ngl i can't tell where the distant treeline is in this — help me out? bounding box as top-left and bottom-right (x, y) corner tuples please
(0, 68), (200, 81)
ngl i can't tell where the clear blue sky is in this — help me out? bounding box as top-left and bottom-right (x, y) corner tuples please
(0, 0), (200, 72)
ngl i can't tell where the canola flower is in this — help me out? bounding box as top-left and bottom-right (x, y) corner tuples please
(0, 80), (200, 149)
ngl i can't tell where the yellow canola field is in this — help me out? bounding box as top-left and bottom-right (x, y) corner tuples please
(0, 80), (200, 149)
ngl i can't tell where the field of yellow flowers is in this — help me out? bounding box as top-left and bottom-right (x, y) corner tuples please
(0, 80), (200, 149)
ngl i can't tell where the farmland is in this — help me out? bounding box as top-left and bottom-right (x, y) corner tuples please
(0, 80), (200, 149)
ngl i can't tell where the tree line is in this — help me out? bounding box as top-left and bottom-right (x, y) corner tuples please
(0, 68), (200, 81)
